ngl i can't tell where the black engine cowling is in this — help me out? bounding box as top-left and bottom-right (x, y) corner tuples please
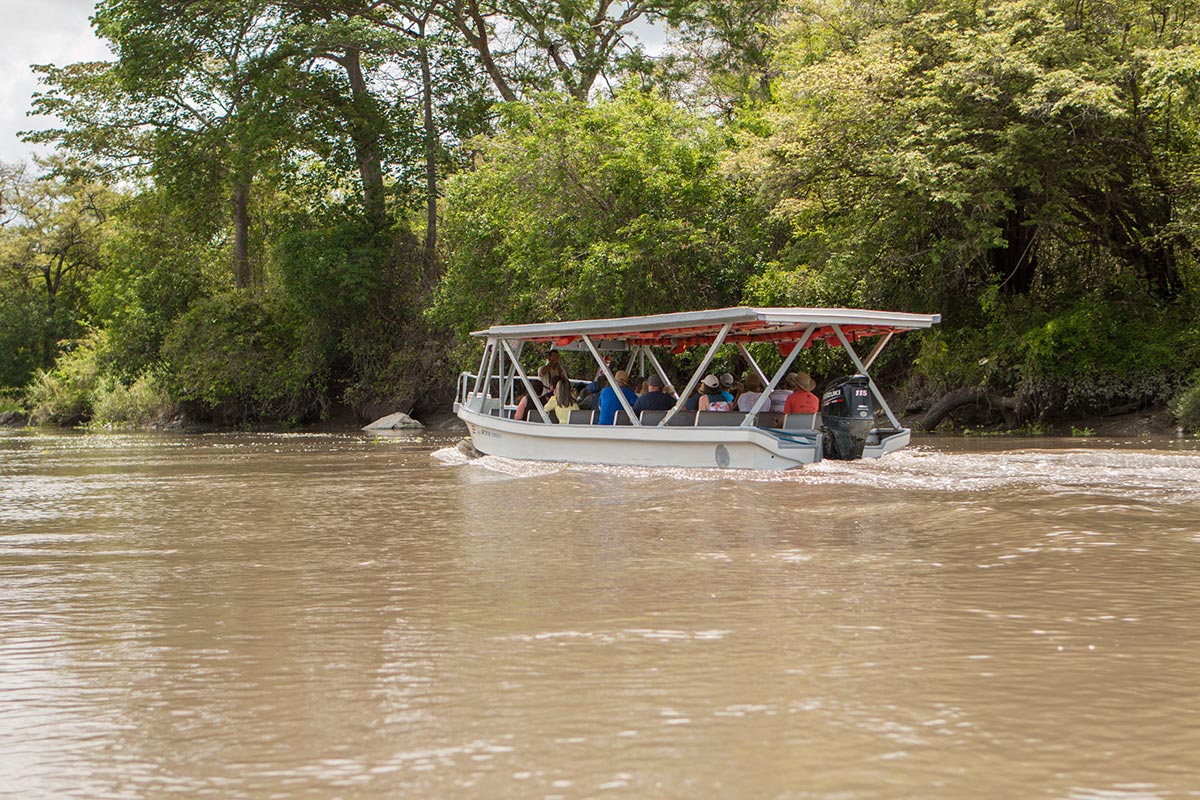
(821, 375), (875, 460)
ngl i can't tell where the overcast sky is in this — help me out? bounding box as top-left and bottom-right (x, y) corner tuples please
(0, 0), (110, 165)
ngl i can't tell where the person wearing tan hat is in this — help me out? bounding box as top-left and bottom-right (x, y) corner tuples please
(783, 371), (819, 414)
(598, 368), (639, 425)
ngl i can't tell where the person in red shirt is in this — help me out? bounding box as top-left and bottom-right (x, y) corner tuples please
(782, 371), (819, 414)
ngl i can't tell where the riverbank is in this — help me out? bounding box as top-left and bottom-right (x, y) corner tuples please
(2, 401), (1187, 442)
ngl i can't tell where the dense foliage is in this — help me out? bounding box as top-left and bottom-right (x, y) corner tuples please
(2, 0), (1198, 429)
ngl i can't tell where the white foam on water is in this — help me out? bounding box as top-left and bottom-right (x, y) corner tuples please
(429, 444), (477, 466)
(440, 443), (1200, 503)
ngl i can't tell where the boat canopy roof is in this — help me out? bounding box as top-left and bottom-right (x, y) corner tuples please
(471, 306), (940, 351)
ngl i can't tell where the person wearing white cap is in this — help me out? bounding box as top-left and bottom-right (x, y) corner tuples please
(698, 374), (732, 412)
(684, 372), (733, 411)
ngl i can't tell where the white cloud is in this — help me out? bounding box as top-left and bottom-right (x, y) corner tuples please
(0, 0), (111, 165)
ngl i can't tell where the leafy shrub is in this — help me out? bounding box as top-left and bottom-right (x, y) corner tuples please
(1016, 296), (1195, 415)
(0, 390), (24, 414)
(25, 331), (104, 426)
(1172, 381), (1200, 434)
(161, 290), (327, 423)
(907, 292), (1199, 421)
(90, 372), (174, 427)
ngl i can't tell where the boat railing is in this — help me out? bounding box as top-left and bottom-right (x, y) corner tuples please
(456, 371), (474, 405)
(457, 371), (512, 411)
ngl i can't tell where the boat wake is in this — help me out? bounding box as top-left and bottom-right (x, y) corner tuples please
(430, 440), (486, 466)
(436, 444), (1200, 504)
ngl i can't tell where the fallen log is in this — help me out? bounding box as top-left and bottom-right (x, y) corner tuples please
(918, 387), (1020, 431)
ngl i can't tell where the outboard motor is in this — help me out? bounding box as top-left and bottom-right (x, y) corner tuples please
(821, 375), (875, 460)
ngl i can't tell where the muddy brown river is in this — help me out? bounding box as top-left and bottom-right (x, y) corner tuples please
(1, 430), (1198, 798)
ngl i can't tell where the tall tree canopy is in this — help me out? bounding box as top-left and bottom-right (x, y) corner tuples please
(740, 0), (1200, 314)
(433, 90), (781, 339)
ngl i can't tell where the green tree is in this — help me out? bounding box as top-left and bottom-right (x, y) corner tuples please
(88, 188), (224, 379)
(28, 0), (300, 288)
(741, 0), (1200, 310)
(437, 0), (695, 101)
(0, 160), (116, 387)
(660, 0), (785, 115)
(433, 91), (780, 340)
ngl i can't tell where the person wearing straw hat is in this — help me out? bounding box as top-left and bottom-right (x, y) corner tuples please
(782, 371), (819, 414)
(598, 369), (639, 425)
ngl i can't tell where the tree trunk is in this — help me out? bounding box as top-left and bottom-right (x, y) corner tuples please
(447, 0), (518, 102)
(342, 47), (388, 228)
(418, 30), (438, 272)
(918, 386), (1021, 431)
(993, 195), (1037, 295)
(231, 178), (251, 289)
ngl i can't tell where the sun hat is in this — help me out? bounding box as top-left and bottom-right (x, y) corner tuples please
(787, 371), (817, 392)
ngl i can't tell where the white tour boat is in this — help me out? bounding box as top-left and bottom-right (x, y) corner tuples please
(453, 306), (940, 470)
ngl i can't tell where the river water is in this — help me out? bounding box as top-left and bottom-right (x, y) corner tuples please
(1, 430), (1198, 799)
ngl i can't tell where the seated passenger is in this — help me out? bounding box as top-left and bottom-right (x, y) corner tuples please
(598, 370), (639, 425)
(782, 371), (819, 414)
(720, 372), (737, 401)
(698, 374), (732, 412)
(767, 379), (792, 412)
(542, 375), (579, 424)
(736, 373), (765, 412)
(633, 374), (675, 413)
(687, 373), (733, 410)
(512, 384), (531, 421)
(578, 374), (605, 411)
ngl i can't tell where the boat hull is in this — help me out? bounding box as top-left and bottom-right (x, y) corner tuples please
(456, 405), (820, 470)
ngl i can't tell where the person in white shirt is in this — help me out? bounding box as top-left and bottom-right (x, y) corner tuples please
(537, 348), (568, 387)
(736, 373), (764, 412)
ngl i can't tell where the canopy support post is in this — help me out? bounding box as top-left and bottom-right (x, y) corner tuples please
(739, 326), (815, 426)
(831, 324), (902, 430)
(737, 344), (769, 387)
(473, 339), (497, 401)
(499, 341), (520, 410)
(582, 335), (640, 425)
(863, 332), (894, 371)
(643, 347), (671, 386)
(500, 339), (551, 423)
(663, 322), (733, 425)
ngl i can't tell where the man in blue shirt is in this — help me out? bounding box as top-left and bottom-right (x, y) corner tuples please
(633, 374), (675, 413)
(598, 369), (640, 424)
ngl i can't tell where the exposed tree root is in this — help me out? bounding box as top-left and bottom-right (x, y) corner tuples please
(918, 387), (1021, 431)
